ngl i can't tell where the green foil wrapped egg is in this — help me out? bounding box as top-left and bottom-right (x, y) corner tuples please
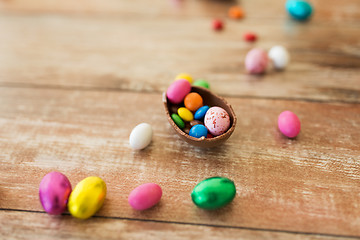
(191, 177), (236, 210)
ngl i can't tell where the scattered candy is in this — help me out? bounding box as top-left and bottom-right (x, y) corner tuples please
(228, 6), (244, 19)
(243, 32), (257, 42)
(193, 79), (210, 89)
(189, 124), (208, 138)
(178, 107), (194, 122)
(212, 19), (223, 31)
(191, 177), (236, 210)
(171, 113), (185, 129)
(245, 48), (269, 74)
(39, 171), (72, 215)
(128, 183), (162, 211)
(167, 79), (191, 104)
(194, 105), (210, 120)
(129, 123), (153, 150)
(190, 120), (202, 127)
(175, 73), (193, 84)
(204, 107), (230, 136)
(268, 45), (290, 70)
(184, 92), (203, 112)
(278, 110), (301, 138)
(68, 176), (107, 219)
(286, 0), (313, 21)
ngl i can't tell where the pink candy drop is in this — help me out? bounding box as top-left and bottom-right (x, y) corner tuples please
(166, 79), (191, 104)
(278, 110), (301, 138)
(245, 48), (269, 74)
(128, 183), (162, 211)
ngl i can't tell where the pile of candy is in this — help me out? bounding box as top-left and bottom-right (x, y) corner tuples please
(166, 76), (231, 139)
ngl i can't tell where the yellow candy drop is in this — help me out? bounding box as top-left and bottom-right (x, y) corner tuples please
(68, 176), (107, 219)
(178, 107), (194, 122)
(175, 73), (193, 84)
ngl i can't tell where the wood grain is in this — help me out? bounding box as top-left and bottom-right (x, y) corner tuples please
(1, 210), (352, 240)
(1, 0), (360, 238)
(1, 87), (359, 237)
(0, 5), (359, 103)
(1, 0), (360, 22)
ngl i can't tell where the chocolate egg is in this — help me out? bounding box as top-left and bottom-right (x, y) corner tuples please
(163, 86), (236, 147)
(204, 107), (231, 136)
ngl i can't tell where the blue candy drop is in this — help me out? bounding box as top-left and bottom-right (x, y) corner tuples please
(286, 0), (313, 21)
(194, 106), (210, 120)
(189, 125), (208, 138)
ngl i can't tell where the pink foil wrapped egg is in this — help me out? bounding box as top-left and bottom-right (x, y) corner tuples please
(166, 79), (191, 104)
(245, 48), (269, 74)
(128, 183), (162, 211)
(204, 107), (231, 136)
(278, 110), (301, 138)
(39, 171), (72, 215)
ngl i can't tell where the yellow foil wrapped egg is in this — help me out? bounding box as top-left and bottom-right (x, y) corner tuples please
(68, 176), (107, 219)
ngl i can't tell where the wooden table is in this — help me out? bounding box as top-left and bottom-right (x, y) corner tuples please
(1, 0), (359, 239)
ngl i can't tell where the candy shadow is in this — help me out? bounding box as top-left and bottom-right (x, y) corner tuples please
(129, 201), (163, 219)
(193, 201), (234, 222)
(130, 144), (154, 160)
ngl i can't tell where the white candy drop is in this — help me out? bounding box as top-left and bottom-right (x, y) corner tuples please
(268, 45), (290, 70)
(129, 123), (153, 150)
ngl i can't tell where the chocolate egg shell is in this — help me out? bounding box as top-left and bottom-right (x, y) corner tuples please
(163, 86), (236, 148)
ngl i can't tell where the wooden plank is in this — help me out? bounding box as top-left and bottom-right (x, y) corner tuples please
(0, 210), (351, 240)
(0, 14), (359, 102)
(1, 87), (359, 236)
(1, 0), (359, 22)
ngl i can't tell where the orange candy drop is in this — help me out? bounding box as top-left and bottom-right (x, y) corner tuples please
(184, 93), (203, 112)
(228, 6), (244, 19)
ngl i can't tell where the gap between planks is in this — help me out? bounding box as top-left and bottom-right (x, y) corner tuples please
(0, 208), (359, 240)
(0, 83), (359, 105)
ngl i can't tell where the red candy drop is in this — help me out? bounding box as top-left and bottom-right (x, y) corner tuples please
(243, 32), (257, 42)
(207, 133), (214, 138)
(212, 19), (223, 31)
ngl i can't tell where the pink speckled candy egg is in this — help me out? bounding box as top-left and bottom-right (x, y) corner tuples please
(166, 79), (191, 104)
(204, 107), (230, 136)
(278, 110), (301, 138)
(245, 48), (269, 74)
(128, 183), (162, 211)
(39, 171), (72, 215)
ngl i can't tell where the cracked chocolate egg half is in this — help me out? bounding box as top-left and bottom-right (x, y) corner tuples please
(163, 86), (236, 147)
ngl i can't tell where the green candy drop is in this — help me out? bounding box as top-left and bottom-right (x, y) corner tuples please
(191, 177), (236, 210)
(171, 113), (185, 129)
(193, 79), (210, 89)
